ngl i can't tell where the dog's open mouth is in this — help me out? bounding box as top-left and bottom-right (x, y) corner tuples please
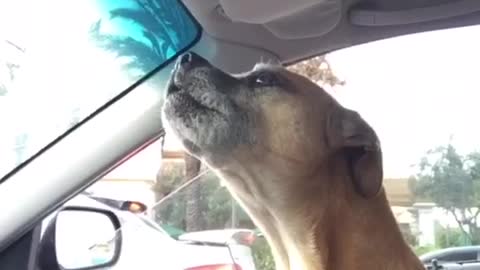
(180, 92), (220, 114)
(166, 81), (222, 115)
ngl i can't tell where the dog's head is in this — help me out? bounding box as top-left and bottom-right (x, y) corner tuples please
(162, 52), (383, 199)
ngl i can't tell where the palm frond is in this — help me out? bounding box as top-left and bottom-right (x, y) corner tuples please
(89, 0), (199, 73)
(110, 8), (160, 32)
(134, 0), (178, 48)
(142, 30), (162, 57)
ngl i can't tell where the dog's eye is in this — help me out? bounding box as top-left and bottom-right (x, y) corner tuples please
(252, 72), (278, 88)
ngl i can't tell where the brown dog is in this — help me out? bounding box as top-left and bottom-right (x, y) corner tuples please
(162, 52), (424, 270)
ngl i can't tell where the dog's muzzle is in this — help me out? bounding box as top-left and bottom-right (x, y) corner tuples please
(168, 52), (209, 95)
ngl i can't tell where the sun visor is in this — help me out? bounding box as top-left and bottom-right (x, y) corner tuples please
(219, 0), (342, 39)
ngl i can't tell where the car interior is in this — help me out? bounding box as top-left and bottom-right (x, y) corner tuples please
(1, 0), (480, 269)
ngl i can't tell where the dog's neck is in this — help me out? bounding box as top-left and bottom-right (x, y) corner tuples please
(314, 190), (424, 270)
(216, 153), (424, 270)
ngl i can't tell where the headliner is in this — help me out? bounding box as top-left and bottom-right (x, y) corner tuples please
(182, 0), (480, 64)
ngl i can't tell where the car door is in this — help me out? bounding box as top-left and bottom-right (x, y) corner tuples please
(0, 227), (41, 270)
(444, 251), (478, 262)
(434, 250), (480, 270)
(461, 262), (480, 270)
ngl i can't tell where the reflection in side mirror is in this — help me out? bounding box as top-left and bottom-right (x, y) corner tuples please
(38, 206), (122, 270)
(55, 208), (121, 269)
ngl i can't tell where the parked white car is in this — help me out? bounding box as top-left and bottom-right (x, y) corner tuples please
(420, 246), (480, 270)
(41, 193), (257, 270)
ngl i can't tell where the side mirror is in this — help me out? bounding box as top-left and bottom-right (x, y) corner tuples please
(431, 259), (444, 270)
(37, 206), (122, 270)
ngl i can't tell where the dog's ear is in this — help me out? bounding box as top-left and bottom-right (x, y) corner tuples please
(327, 108), (383, 198)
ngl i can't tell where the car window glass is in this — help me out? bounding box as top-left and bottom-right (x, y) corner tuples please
(438, 251), (477, 262)
(0, 0), (199, 180)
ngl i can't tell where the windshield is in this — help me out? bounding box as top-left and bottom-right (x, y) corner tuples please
(0, 0), (200, 179)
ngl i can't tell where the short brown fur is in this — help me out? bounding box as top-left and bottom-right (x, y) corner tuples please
(162, 54), (425, 270)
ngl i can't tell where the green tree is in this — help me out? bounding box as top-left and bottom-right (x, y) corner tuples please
(435, 223), (467, 248)
(252, 237), (275, 270)
(287, 56), (345, 87)
(411, 144), (480, 244)
(153, 159), (185, 227)
(184, 154), (205, 231)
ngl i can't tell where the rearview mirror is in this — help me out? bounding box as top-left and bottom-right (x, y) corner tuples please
(38, 206), (122, 270)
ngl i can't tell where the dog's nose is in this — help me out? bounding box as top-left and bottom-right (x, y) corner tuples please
(178, 52), (207, 70)
(180, 52), (193, 65)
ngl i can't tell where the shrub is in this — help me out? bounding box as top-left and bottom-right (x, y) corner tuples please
(251, 237), (275, 270)
(435, 224), (469, 248)
(414, 245), (437, 256)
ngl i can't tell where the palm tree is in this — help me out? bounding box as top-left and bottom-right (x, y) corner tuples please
(89, 0), (197, 78)
(89, 0), (204, 230)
